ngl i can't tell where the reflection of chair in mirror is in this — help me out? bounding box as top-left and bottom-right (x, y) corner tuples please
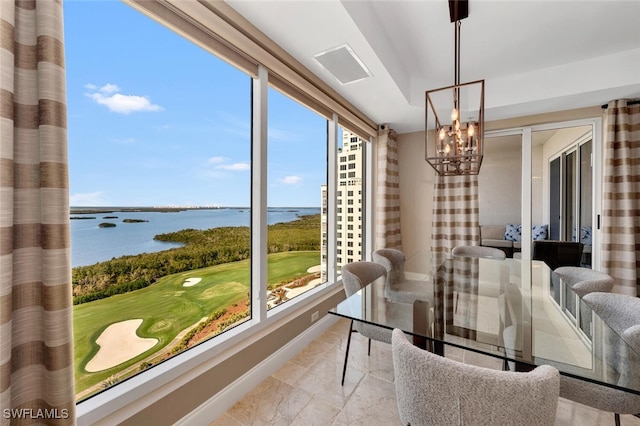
(498, 281), (528, 371)
(372, 248), (433, 304)
(340, 261), (392, 386)
(559, 292), (640, 425)
(532, 240), (583, 270)
(553, 266), (614, 297)
(391, 329), (560, 426)
(553, 266), (613, 339)
(452, 245), (506, 260)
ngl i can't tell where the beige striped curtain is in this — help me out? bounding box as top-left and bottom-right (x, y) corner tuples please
(431, 174), (480, 267)
(375, 126), (401, 250)
(430, 174), (479, 339)
(1, 1), (76, 423)
(602, 99), (640, 297)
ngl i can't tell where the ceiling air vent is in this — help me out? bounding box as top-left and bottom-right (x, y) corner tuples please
(313, 44), (371, 85)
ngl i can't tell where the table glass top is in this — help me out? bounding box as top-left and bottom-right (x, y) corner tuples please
(331, 256), (640, 395)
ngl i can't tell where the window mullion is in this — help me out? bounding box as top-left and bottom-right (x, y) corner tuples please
(364, 134), (373, 260)
(327, 114), (338, 283)
(252, 65), (268, 321)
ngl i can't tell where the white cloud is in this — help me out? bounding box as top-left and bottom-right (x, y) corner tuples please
(88, 92), (162, 114)
(98, 83), (120, 94)
(207, 156), (227, 164)
(216, 162), (250, 171)
(85, 83), (162, 114)
(70, 191), (107, 206)
(84, 83), (97, 90)
(279, 175), (302, 185)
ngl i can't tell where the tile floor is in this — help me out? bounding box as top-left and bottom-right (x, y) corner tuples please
(211, 317), (640, 426)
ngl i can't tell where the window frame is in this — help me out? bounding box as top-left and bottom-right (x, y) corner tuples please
(76, 1), (378, 422)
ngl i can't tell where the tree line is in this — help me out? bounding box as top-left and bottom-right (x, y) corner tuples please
(72, 214), (320, 304)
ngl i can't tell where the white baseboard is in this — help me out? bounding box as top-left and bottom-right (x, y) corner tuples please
(175, 314), (339, 425)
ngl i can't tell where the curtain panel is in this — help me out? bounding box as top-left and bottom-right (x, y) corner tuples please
(430, 174), (480, 266)
(375, 127), (401, 250)
(430, 174), (480, 340)
(602, 99), (640, 296)
(0, 1), (75, 424)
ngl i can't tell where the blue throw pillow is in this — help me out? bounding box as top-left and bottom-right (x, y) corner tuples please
(504, 224), (521, 242)
(532, 224), (548, 241)
(581, 226), (592, 246)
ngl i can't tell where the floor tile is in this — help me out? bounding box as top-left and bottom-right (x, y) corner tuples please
(290, 396), (340, 425)
(212, 321), (640, 426)
(225, 376), (313, 425)
(332, 374), (401, 426)
(295, 354), (365, 410)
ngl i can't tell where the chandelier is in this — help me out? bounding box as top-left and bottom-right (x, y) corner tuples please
(425, 0), (484, 176)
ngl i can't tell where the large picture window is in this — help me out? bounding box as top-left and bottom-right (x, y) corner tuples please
(66, 1), (253, 400)
(65, 0), (359, 404)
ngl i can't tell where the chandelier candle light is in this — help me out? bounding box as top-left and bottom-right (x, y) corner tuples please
(425, 0), (484, 175)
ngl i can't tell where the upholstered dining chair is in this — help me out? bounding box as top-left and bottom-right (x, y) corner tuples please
(553, 266), (614, 297)
(372, 248), (433, 304)
(391, 329), (560, 426)
(451, 245), (506, 260)
(559, 292), (640, 426)
(340, 261), (392, 386)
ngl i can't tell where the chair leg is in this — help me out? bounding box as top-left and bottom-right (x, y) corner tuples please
(503, 358), (509, 371)
(614, 413), (620, 426)
(341, 320), (354, 386)
(368, 338), (372, 356)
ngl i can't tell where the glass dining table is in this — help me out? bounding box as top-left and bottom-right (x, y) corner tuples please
(329, 255), (640, 396)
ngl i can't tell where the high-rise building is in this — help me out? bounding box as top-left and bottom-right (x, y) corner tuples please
(321, 131), (364, 281)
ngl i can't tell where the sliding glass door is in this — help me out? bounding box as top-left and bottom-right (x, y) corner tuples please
(485, 119), (601, 268)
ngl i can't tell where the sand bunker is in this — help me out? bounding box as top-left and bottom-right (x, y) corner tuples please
(283, 278), (323, 299)
(85, 319), (158, 372)
(306, 265), (321, 273)
(183, 277), (202, 287)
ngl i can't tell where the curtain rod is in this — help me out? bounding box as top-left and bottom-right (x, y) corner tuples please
(601, 99), (640, 109)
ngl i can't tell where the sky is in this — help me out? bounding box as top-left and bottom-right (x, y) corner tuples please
(64, 1), (329, 208)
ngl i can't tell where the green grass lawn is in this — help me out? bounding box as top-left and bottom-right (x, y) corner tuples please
(73, 251), (319, 395)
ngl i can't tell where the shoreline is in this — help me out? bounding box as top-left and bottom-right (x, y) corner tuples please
(70, 208), (320, 267)
(70, 206), (317, 214)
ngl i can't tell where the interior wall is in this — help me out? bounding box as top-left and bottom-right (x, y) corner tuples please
(396, 106), (602, 276)
(478, 136), (521, 226)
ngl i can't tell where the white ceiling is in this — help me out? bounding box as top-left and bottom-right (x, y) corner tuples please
(227, 0), (640, 134)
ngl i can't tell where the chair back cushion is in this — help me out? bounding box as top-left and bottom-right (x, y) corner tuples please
(554, 266), (614, 297)
(583, 293), (640, 338)
(392, 329), (559, 426)
(341, 262), (392, 343)
(372, 248), (405, 284)
(341, 261), (387, 297)
(452, 245), (506, 260)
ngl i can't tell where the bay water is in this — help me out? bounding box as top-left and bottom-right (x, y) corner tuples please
(71, 207), (319, 267)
